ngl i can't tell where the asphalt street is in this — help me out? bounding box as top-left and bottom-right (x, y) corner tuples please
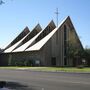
(0, 69), (90, 90)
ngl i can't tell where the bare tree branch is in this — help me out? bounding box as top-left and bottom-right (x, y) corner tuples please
(0, 0), (5, 5)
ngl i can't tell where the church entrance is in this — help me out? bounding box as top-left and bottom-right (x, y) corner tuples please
(51, 57), (56, 66)
(64, 57), (67, 66)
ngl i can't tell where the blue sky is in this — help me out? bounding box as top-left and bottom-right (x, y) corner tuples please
(0, 0), (90, 48)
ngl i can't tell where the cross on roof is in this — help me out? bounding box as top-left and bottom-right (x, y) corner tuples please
(55, 8), (59, 27)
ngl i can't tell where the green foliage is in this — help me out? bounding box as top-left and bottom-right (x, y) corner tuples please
(1, 67), (90, 73)
(10, 59), (36, 66)
(0, 0), (5, 5)
(67, 41), (84, 59)
(85, 48), (90, 54)
(84, 48), (90, 66)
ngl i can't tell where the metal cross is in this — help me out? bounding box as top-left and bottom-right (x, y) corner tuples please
(55, 8), (59, 27)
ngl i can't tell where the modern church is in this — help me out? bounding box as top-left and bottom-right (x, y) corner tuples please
(0, 16), (83, 66)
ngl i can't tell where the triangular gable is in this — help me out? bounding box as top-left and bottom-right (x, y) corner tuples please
(4, 32), (30, 53)
(66, 16), (83, 49)
(13, 24), (42, 52)
(13, 20), (56, 52)
(21, 24), (42, 45)
(35, 23), (42, 32)
(35, 20), (56, 44)
(4, 24), (42, 53)
(25, 17), (68, 51)
(4, 26), (30, 50)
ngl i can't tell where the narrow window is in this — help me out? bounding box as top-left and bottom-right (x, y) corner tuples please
(64, 25), (67, 65)
(64, 25), (67, 56)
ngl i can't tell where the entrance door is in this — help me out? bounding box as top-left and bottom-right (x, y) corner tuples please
(51, 57), (56, 66)
(64, 57), (67, 66)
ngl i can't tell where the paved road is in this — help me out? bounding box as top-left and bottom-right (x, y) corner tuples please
(0, 69), (90, 90)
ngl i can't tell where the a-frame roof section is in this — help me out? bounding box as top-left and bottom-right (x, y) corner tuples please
(4, 32), (30, 53)
(35, 20), (56, 44)
(26, 17), (68, 51)
(4, 26), (30, 50)
(67, 16), (83, 49)
(13, 20), (56, 52)
(20, 24), (42, 45)
(34, 23), (42, 32)
(5, 24), (42, 53)
(13, 24), (42, 52)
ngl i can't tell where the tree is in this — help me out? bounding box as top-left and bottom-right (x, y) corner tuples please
(84, 48), (90, 66)
(67, 41), (84, 66)
(0, 0), (5, 5)
(0, 0), (13, 5)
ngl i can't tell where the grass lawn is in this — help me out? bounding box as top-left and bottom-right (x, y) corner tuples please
(0, 66), (90, 73)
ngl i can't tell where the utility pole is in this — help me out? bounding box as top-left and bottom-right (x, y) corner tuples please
(55, 8), (59, 27)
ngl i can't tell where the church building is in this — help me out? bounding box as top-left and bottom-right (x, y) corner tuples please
(0, 16), (83, 66)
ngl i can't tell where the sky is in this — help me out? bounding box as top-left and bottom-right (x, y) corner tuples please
(0, 0), (90, 49)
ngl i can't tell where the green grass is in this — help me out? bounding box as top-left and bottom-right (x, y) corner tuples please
(0, 66), (90, 73)
(28, 67), (90, 72)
